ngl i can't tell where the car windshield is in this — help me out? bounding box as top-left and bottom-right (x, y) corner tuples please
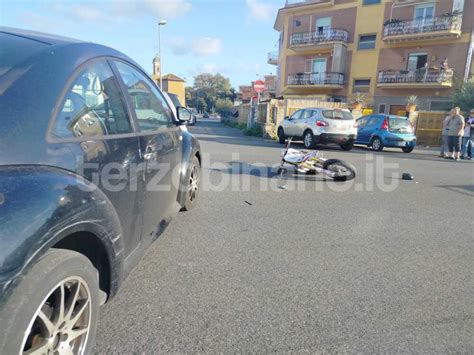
(322, 109), (353, 120)
(389, 117), (413, 133)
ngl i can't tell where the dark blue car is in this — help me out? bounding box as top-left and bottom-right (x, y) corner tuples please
(355, 115), (417, 153)
(0, 27), (201, 353)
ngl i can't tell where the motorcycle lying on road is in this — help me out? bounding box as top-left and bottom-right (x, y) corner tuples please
(277, 138), (356, 181)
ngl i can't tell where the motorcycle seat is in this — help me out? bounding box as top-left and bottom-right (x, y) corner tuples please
(284, 149), (306, 163)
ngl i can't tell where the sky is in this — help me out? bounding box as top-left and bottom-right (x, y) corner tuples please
(0, 0), (282, 88)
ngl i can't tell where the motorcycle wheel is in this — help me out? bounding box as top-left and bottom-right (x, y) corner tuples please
(323, 159), (356, 181)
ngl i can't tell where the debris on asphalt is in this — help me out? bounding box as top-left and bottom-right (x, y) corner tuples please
(244, 201), (253, 205)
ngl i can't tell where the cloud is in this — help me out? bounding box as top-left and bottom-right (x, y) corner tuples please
(72, 5), (102, 22)
(169, 37), (222, 57)
(28, 0), (193, 26)
(246, 0), (279, 23)
(142, 0), (192, 19)
(192, 37), (222, 57)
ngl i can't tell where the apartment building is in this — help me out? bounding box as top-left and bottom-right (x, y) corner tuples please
(271, 0), (474, 113)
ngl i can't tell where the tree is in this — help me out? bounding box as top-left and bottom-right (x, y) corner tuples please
(185, 87), (196, 109)
(453, 81), (474, 112)
(196, 97), (207, 113)
(188, 73), (235, 113)
(215, 98), (233, 113)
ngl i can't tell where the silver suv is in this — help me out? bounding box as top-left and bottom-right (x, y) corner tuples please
(277, 108), (357, 150)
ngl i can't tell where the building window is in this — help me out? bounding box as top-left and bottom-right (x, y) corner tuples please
(358, 34), (376, 50)
(407, 53), (428, 70)
(378, 104), (387, 114)
(294, 20), (301, 28)
(414, 3), (435, 21)
(363, 0), (381, 4)
(353, 79), (371, 93)
(430, 101), (453, 111)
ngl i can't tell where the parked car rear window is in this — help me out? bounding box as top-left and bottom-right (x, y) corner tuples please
(0, 33), (48, 76)
(389, 117), (413, 133)
(322, 109), (353, 120)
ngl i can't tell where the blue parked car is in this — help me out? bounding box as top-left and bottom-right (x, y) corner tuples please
(355, 115), (417, 153)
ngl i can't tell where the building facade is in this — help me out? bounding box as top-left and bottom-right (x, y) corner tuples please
(272, 0), (473, 113)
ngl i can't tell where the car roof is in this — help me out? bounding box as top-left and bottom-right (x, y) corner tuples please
(357, 114), (409, 120)
(300, 107), (350, 112)
(0, 26), (83, 46)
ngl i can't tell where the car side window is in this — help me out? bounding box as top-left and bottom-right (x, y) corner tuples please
(357, 118), (367, 127)
(114, 61), (173, 132)
(367, 117), (379, 126)
(301, 110), (313, 120)
(290, 110), (303, 120)
(52, 60), (133, 139)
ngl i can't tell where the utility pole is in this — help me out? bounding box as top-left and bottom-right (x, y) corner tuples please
(158, 20), (167, 90)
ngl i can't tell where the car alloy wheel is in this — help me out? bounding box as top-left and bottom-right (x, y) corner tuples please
(372, 138), (383, 151)
(188, 162), (200, 203)
(21, 276), (92, 355)
(304, 132), (313, 149)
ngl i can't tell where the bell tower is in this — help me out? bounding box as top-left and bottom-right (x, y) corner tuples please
(152, 55), (161, 84)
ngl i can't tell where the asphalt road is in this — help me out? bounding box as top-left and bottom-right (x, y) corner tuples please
(95, 121), (473, 353)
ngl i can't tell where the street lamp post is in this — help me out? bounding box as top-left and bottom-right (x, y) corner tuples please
(158, 20), (167, 90)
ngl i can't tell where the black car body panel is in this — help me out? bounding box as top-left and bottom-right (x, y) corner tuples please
(0, 27), (201, 306)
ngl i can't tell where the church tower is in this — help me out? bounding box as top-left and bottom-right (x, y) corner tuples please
(152, 55), (161, 85)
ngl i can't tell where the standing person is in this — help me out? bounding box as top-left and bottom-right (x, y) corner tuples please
(446, 107), (465, 161)
(462, 109), (474, 160)
(440, 109), (452, 158)
(440, 58), (448, 72)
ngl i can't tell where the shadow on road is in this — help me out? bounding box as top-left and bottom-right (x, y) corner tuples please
(436, 185), (474, 197)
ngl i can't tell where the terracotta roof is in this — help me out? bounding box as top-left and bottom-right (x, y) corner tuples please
(162, 73), (185, 82)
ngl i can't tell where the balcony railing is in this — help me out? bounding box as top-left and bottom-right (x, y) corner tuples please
(265, 84), (277, 92)
(285, 0), (333, 7)
(383, 15), (462, 39)
(290, 28), (349, 47)
(267, 51), (278, 65)
(288, 72), (344, 86)
(378, 69), (453, 85)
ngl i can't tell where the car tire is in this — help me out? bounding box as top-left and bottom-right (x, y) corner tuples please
(340, 142), (354, 151)
(181, 155), (201, 211)
(371, 137), (384, 152)
(277, 128), (285, 144)
(303, 130), (315, 149)
(0, 249), (100, 355)
(402, 147), (414, 153)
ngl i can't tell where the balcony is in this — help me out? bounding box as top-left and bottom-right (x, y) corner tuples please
(285, 0), (334, 8)
(290, 28), (349, 51)
(288, 72), (344, 89)
(383, 15), (463, 44)
(265, 84), (277, 92)
(377, 69), (453, 89)
(267, 51), (278, 65)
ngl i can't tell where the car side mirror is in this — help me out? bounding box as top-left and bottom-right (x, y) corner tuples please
(285, 116), (291, 120)
(177, 106), (192, 123)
